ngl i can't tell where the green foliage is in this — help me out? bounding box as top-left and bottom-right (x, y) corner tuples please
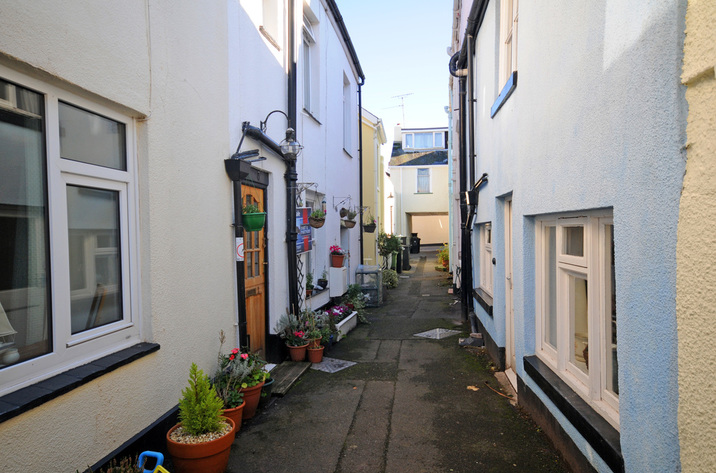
(377, 231), (401, 257)
(438, 243), (450, 267)
(306, 272), (314, 289)
(310, 209), (325, 219)
(242, 203), (261, 214)
(78, 455), (144, 473)
(383, 268), (398, 289)
(343, 283), (369, 324)
(179, 363), (225, 436)
(346, 207), (358, 220)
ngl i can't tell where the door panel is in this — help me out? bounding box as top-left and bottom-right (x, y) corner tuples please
(242, 184), (266, 356)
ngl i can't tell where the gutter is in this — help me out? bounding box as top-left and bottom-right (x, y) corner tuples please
(325, 0), (365, 81)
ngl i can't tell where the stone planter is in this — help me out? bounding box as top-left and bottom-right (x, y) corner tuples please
(335, 311), (358, 342)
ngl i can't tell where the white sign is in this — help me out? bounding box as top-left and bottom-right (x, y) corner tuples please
(235, 237), (244, 261)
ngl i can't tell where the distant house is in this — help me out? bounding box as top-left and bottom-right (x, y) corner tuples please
(388, 126), (449, 245)
(0, 1), (363, 471)
(450, 1), (690, 472)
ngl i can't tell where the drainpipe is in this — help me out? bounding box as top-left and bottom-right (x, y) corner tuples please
(286, 0), (299, 316)
(358, 78), (365, 264)
(450, 51), (470, 323)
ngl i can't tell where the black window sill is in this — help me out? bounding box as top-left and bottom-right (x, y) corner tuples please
(473, 287), (493, 316)
(524, 355), (623, 473)
(0, 342), (159, 424)
(491, 71), (518, 118)
(302, 108), (322, 125)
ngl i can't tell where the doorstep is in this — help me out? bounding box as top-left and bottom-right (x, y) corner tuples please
(270, 361), (311, 397)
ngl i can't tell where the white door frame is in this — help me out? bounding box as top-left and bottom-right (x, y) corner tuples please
(504, 198), (516, 389)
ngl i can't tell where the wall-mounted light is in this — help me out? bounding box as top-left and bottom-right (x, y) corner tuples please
(280, 127), (303, 159)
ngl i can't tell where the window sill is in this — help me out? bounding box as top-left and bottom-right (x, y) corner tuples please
(0, 342), (159, 424)
(524, 355), (623, 473)
(259, 26), (281, 51)
(343, 148), (353, 158)
(414, 192), (433, 195)
(473, 287), (493, 316)
(302, 108), (321, 126)
(491, 71), (518, 118)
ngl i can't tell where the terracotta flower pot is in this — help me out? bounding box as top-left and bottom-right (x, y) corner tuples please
(331, 254), (345, 268)
(166, 417), (235, 473)
(240, 380), (266, 420)
(287, 342), (308, 361)
(307, 345), (324, 363)
(222, 400), (245, 433)
(308, 337), (321, 349)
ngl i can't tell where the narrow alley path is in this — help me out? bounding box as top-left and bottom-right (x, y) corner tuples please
(226, 247), (570, 472)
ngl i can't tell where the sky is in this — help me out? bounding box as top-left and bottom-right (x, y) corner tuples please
(334, 0), (454, 155)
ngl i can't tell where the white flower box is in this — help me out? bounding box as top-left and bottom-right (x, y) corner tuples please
(335, 311), (358, 342)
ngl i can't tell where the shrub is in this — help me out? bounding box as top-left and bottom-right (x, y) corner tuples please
(383, 268), (398, 289)
(178, 363), (225, 436)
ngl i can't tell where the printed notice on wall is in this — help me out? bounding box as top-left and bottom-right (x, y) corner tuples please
(235, 237), (244, 261)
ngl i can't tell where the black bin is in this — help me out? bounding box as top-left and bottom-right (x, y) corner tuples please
(410, 233), (421, 254)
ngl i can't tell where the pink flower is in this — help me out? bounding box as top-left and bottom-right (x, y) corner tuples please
(241, 353), (249, 360)
(231, 348), (239, 354)
(229, 354), (235, 360)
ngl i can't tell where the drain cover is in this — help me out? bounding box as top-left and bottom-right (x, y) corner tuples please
(310, 357), (357, 373)
(414, 328), (462, 339)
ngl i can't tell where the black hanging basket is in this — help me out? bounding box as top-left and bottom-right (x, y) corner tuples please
(363, 223), (376, 233)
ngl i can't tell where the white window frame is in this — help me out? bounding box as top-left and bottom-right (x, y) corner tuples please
(302, 12), (319, 117)
(343, 74), (352, 153)
(261, 0), (283, 50)
(535, 211), (618, 428)
(479, 223), (493, 296)
(499, 0), (519, 87)
(403, 131), (443, 150)
(416, 168), (431, 194)
(0, 65), (140, 395)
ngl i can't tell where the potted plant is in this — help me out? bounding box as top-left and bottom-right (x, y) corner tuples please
(330, 244), (345, 267)
(242, 203), (266, 231)
(234, 350), (268, 420)
(317, 269), (328, 290)
(343, 208), (357, 228)
(363, 214), (377, 233)
(213, 331), (246, 432)
(339, 207), (349, 218)
(378, 232), (401, 269)
(166, 363), (236, 473)
(305, 272), (314, 297)
(309, 209), (325, 228)
(274, 311), (308, 361)
(437, 243), (450, 269)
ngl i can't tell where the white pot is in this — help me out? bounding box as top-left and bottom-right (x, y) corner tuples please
(335, 311), (358, 342)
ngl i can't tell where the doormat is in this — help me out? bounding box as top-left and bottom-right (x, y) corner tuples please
(310, 357), (357, 373)
(414, 328), (462, 339)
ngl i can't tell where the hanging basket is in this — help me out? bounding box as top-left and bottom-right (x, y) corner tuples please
(342, 219), (356, 229)
(309, 217), (325, 228)
(363, 223), (376, 233)
(242, 212), (266, 231)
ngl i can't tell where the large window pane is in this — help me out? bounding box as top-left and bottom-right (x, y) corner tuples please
(67, 185), (122, 334)
(570, 274), (589, 375)
(0, 78), (51, 368)
(59, 102), (126, 170)
(605, 224), (618, 396)
(414, 132), (433, 148)
(545, 226), (557, 349)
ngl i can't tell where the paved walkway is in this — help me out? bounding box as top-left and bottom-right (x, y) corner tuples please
(226, 248), (570, 473)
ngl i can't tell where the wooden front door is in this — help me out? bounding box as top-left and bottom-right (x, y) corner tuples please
(242, 184), (266, 356)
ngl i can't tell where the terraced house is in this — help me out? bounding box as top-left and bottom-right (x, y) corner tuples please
(0, 1), (365, 471)
(449, 0), (715, 471)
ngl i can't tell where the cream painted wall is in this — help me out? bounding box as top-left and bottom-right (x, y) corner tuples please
(411, 214), (449, 245)
(678, 1), (716, 470)
(390, 164), (449, 237)
(361, 109), (386, 266)
(0, 1), (235, 471)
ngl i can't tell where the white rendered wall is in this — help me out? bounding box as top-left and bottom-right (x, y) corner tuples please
(0, 1), (235, 471)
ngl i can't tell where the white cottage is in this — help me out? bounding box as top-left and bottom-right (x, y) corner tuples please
(0, 0), (363, 471)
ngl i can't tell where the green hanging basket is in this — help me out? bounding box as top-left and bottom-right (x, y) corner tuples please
(242, 212), (266, 231)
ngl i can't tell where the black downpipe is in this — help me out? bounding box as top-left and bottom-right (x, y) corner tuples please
(233, 178), (248, 348)
(358, 78), (364, 264)
(459, 75), (472, 322)
(286, 0), (299, 316)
